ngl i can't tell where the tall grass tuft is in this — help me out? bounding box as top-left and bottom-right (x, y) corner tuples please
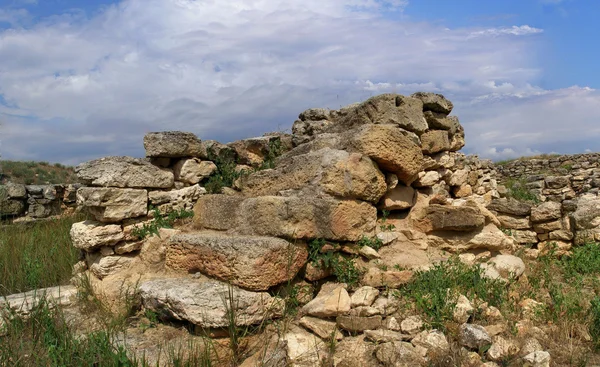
(0, 215), (83, 296)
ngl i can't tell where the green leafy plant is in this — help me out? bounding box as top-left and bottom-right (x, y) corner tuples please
(357, 236), (384, 251)
(379, 209), (396, 231)
(307, 239), (363, 287)
(131, 206), (194, 240)
(504, 178), (540, 204)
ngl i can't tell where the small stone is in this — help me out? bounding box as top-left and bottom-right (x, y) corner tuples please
(385, 316), (401, 331)
(299, 316), (343, 341)
(411, 329), (450, 354)
(337, 315), (382, 332)
(522, 351), (551, 367)
(359, 245), (381, 260)
(372, 297), (399, 316)
(453, 294), (474, 324)
(401, 315), (423, 335)
(350, 286), (380, 308)
(460, 324), (492, 350)
(486, 336), (519, 362)
(365, 329), (410, 343)
(301, 284), (351, 318)
(520, 338), (543, 357)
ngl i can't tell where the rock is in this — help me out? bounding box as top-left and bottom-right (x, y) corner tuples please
(166, 232), (307, 291)
(427, 223), (516, 252)
(299, 316), (343, 340)
(148, 185), (205, 214)
(486, 336), (519, 362)
(423, 205), (485, 232)
(0, 285), (77, 316)
(386, 316), (401, 331)
(76, 156), (174, 189)
(333, 335), (381, 367)
(548, 230), (574, 241)
(139, 278), (283, 328)
(0, 198), (25, 216)
(421, 130), (451, 155)
(401, 316), (423, 335)
(301, 284), (351, 318)
(173, 158), (217, 184)
(372, 297), (399, 316)
(571, 195), (600, 229)
(4, 183), (27, 198)
(241, 148), (386, 203)
(70, 221), (124, 251)
(77, 187), (147, 223)
(532, 220), (562, 233)
(411, 329), (450, 354)
(194, 194), (377, 242)
(239, 334), (287, 367)
(365, 329), (409, 343)
(304, 262), (333, 282)
(143, 131), (203, 158)
(530, 201), (562, 223)
(453, 294), (474, 323)
(114, 241), (143, 255)
(351, 286), (380, 308)
(228, 136), (282, 166)
(411, 92), (454, 114)
(361, 267), (414, 288)
(424, 111), (455, 130)
(511, 230), (539, 244)
(520, 299), (544, 320)
(487, 255), (526, 279)
(487, 198), (531, 216)
(414, 171), (441, 187)
(89, 255), (134, 279)
(358, 245), (380, 260)
(520, 338), (543, 357)
(377, 232), (399, 246)
(453, 184), (473, 198)
(344, 124), (424, 184)
(337, 315), (382, 332)
(460, 324), (492, 350)
(544, 176), (570, 189)
(522, 351), (551, 367)
(379, 185), (416, 210)
(497, 214), (531, 230)
(281, 325), (326, 367)
(300, 108), (331, 121)
(375, 341), (424, 367)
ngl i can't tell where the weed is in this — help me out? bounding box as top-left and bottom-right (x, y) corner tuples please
(357, 235), (384, 251)
(503, 178), (540, 204)
(131, 206), (194, 240)
(379, 209), (396, 232)
(307, 239), (363, 287)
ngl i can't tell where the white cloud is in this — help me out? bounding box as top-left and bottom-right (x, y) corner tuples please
(0, 0), (592, 164)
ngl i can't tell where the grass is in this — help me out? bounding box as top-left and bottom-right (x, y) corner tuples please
(0, 215), (85, 296)
(307, 239), (363, 288)
(0, 160), (78, 185)
(503, 178), (540, 204)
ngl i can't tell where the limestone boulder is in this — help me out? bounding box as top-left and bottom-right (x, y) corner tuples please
(486, 255), (526, 279)
(228, 136), (282, 166)
(148, 185), (205, 214)
(0, 285), (77, 316)
(166, 232), (308, 291)
(194, 194), (377, 242)
(89, 255), (134, 279)
(343, 124), (424, 184)
(144, 131), (203, 158)
(423, 205), (485, 232)
(497, 214), (530, 230)
(571, 195), (600, 230)
(487, 198), (532, 216)
(281, 326), (326, 367)
(139, 278), (283, 328)
(427, 223), (516, 252)
(530, 201), (562, 223)
(70, 220), (124, 251)
(421, 130), (451, 155)
(77, 187), (148, 223)
(301, 283), (351, 318)
(361, 267), (414, 288)
(411, 92), (454, 114)
(241, 148), (386, 203)
(76, 156), (174, 189)
(379, 185), (416, 210)
(173, 158), (217, 184)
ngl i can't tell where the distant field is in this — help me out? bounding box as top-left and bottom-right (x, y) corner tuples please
(0, 160), (79, 185)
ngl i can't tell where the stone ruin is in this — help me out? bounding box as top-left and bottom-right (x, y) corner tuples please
(0, 183), (81, 221)
(16, 92), (600, 365)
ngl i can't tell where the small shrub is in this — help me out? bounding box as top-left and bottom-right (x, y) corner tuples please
(131, 206), (194, 240)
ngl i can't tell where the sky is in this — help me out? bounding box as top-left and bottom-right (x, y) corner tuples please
(0, 0), (599, 165)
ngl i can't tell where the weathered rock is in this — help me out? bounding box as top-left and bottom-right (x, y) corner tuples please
(522, 351), (551, 367)
(414, 171), (441, 187)
(114, 241), (143, 255)
(166, 232), (308, 291)
(350, 286), (380, 308)
(487, 255), (526, 279)
(228, 136), (282, 166)
(375, 341), (424, 367)
(487, 336), (519, 362)
(89, 255), (134, 279)
(497, 214), (530, 230)
(532, 219), (562, 233)
(571, 195), (600, 230)
(344, 124), (424, 184)
(281, 326), (326, 367)
(421, 130), (450, 155)
(4, 183), (27, 199)
(299, 316), (343, 340)
(487, 198), (531, 216)
(460, 324), (492, 350)
(453, 294), (474, 324)
(361, 267), (414, 288)
(520, 338), (543, 357)
(424, 111), (455, 130)
(148, 185), (205, 214)
(0, 285), (77, 316)
(144, 131), (203, 158)
(0, 198), (25, 216)
(511, 230), (539, 244)
(76, 156), (174, 189)
(530, 201), (562, 223)
(423, 204), (485, 232)
(304, 262), (333, 282)
(372, 297), (399, 315)
(301, 284), (351, 318)
(194, 194), (377, 241)
(77, 187), (147, 223)
(427, 223), (516, 252)
(139, 278), (283, 328)
(411, 329), (450, 354)
(241, 148), (386, 203)
(544, 176), (570, 189)
(548, 230), (573, 241)
(337, 315), (382, 332)
(364, 329), (410, 343)
(379, 185), (416, 210)
(70, 220), (124, 251)
(173, 158), (217, 184)
(401, 316), (423, 335)
(411, 92), (454, 114)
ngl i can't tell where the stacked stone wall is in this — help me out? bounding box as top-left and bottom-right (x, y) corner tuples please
(0, 183), (81, 221)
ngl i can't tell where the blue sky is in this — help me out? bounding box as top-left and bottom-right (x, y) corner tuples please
(0, 0), (599, 164)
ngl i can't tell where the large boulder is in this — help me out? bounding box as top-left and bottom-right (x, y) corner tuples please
(411, 92), (454, 115)
(420, 130), (451, 155)
(241, 148), (387, 203)
(172, 158), (216, 184)
(70, 221), (124, 251)
(166, 232), (308, 291)
(143, 131), (203, 158)
(77, 187), (147, 223)
(76, 156), (174, 189)
(422, 205), (485, 232)
(194, 194), (377, 241)
(139, 278), (283, 328)
(343, 124), (424, 184)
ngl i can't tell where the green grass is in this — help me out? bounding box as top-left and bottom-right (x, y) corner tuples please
(0, 160), (78, 185)
(503, 178), (540, 204)
(0, 215), (84, 296)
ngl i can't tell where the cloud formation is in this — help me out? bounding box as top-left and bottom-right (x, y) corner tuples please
(0, 0), (596, 164)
